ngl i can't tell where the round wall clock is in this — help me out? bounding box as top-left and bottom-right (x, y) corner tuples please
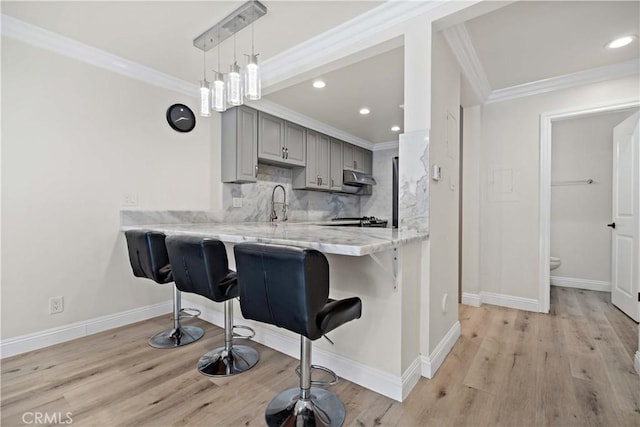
(166, 104), (196, 133)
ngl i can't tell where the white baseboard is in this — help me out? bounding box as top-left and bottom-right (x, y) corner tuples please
(460, 292), (540, 312)
(480, 292), (539, 312)
(421, 321), (461, 379)
(401, 357), (422, 400)
(551, 276), (611, 292)
(183, 296), (412, 402)
(461, 292), (481, 307)
(635, 351), (640, 376)
(0, 300), (173, 359)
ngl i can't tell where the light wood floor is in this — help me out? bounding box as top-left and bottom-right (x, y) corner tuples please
(2, 287), (639, 426)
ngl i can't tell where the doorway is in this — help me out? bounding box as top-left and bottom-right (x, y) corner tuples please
(539, 101), (640, 316)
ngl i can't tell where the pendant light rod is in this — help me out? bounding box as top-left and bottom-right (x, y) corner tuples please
(193, 0), (267, 52)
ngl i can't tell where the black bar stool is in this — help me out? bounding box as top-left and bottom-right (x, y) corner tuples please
(234, 243), (362, 427)
(165, 235), (259, 376)
(124, 230), (204, 348)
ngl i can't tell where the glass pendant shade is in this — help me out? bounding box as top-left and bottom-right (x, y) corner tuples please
(244, 54), (261, 100)
(226, 62), (243, 106)
(212, 72), (227, 112)
(199, 79), (211, 117)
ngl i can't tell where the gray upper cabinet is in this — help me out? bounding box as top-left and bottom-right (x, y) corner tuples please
(343, 142), (371, 173)
(258, 112), (306, 167)
(293, 130), (329, 190)
(284, 121), (306, 166)
(363, 149), (372, 175)
(343, 143), (354, 170)
(221, 106), (258, 183)
(329, 139), (343, 191)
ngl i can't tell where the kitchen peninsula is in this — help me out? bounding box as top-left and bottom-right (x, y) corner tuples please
(121, 219), (427, 401)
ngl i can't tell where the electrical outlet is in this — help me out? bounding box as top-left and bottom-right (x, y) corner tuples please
(122, 193), (138, 206)
(232, 197), (243, 208)
(49, 296), (64, 314)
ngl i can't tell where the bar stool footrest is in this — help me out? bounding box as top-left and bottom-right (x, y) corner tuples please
(232, 325), (255, 340)
(295, 364), (339, 387)
(178, 308), (201, 319)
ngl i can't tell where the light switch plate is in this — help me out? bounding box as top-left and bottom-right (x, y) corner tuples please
(232, 197), (243, 208)
(432, 165), (441, 181)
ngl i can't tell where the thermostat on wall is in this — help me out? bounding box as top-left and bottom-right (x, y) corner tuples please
(432, 165), (441, 181)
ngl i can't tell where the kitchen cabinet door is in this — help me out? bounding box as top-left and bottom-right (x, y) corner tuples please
(317, 133), (330, 189)
(353, 146), (365, 172)
(258, 112), (285, 163)
(330, 139), (343, 190)
(363, 149), (372, 175)
(343, 143), (354, 170)
(221, 106), (258, 183)
(304, 130), (319, 188)
(284, 121), (306, 166)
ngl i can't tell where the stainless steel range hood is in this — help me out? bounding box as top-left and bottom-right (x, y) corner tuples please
(343, 170), (377, 186)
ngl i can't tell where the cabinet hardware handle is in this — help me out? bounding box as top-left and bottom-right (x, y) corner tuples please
(282, 147), (285, 159)
(317, 175), (320, 185)
(331, 179), (334, 187)
(255, 165), (258, 177)
(285, 148), (289, 159)
(607, 222), (616, 229)
(319, 176), (323, 186)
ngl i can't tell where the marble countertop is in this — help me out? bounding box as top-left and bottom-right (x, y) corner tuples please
(121, 221), (427, 256)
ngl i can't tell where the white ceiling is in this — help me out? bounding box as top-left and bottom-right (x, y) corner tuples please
(464, 0), (640, 90)
(1, 1), (382, 85)
(265, 46), (404, 144)
(3, 1), (639, 146)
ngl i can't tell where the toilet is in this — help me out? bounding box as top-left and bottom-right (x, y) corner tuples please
(550, 256), (561, 271)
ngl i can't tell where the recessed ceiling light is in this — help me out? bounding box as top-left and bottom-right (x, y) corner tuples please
(312, 80), (326, 89)
(359, 108), (370, 115)
(606, 35), (637, 49)
(391, 126), (401, 132)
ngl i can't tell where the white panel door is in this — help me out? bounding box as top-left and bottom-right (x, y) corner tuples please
(611, 112), (640, 322)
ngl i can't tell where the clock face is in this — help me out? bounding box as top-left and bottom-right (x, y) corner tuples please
(166, 104), (196, 133)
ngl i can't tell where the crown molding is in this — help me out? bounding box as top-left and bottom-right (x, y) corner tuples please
(372, 140), (400, 151)
(261, 0), (454, 90)
(1, 14), (198, 97)
(442, 23), (492, 102)
(247, 99), (374, 149)
(486, 59), (640, 104)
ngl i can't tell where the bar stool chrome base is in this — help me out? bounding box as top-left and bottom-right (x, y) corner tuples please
(149, 325), (205, 349)
(196, 344), (259, 376)
(265, 387), (345, 427)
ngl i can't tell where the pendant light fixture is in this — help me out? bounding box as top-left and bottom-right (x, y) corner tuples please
(193, 1), (267, 113)
(226, 34), (243, 106)
(211, 29), (227, 112)
(244, 23), (261, 100)
(199, 42), (211, 117)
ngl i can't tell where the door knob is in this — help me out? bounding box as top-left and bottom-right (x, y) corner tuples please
(607, 222), (616, 229)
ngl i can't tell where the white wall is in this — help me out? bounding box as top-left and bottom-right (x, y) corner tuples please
(361, 147), (398, 221)
(551, 111), (633, 283)
(428, 31), (461, 353)
(1, 38), (221, 339)
(462, 75), (639, 305)
(461, 105), (482, 297)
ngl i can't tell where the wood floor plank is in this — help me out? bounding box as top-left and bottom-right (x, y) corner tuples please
(2, 288), (639, 427)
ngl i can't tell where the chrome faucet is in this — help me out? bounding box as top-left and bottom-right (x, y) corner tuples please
(270, 185), (288, 222)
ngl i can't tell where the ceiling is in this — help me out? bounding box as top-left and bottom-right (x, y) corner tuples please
(3, 1), (639, 146)
(464, 0), (640, 90)
(1, 1), (382, 85)
(265, 46), (404, 144)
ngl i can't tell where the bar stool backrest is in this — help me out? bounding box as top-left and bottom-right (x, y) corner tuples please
(234, 243), (330, 340)
(165, 235), (237, 302)
(125, 230), (172, 284)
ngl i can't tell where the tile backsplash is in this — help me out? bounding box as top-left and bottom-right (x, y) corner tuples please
(222, 164), (361, 222)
